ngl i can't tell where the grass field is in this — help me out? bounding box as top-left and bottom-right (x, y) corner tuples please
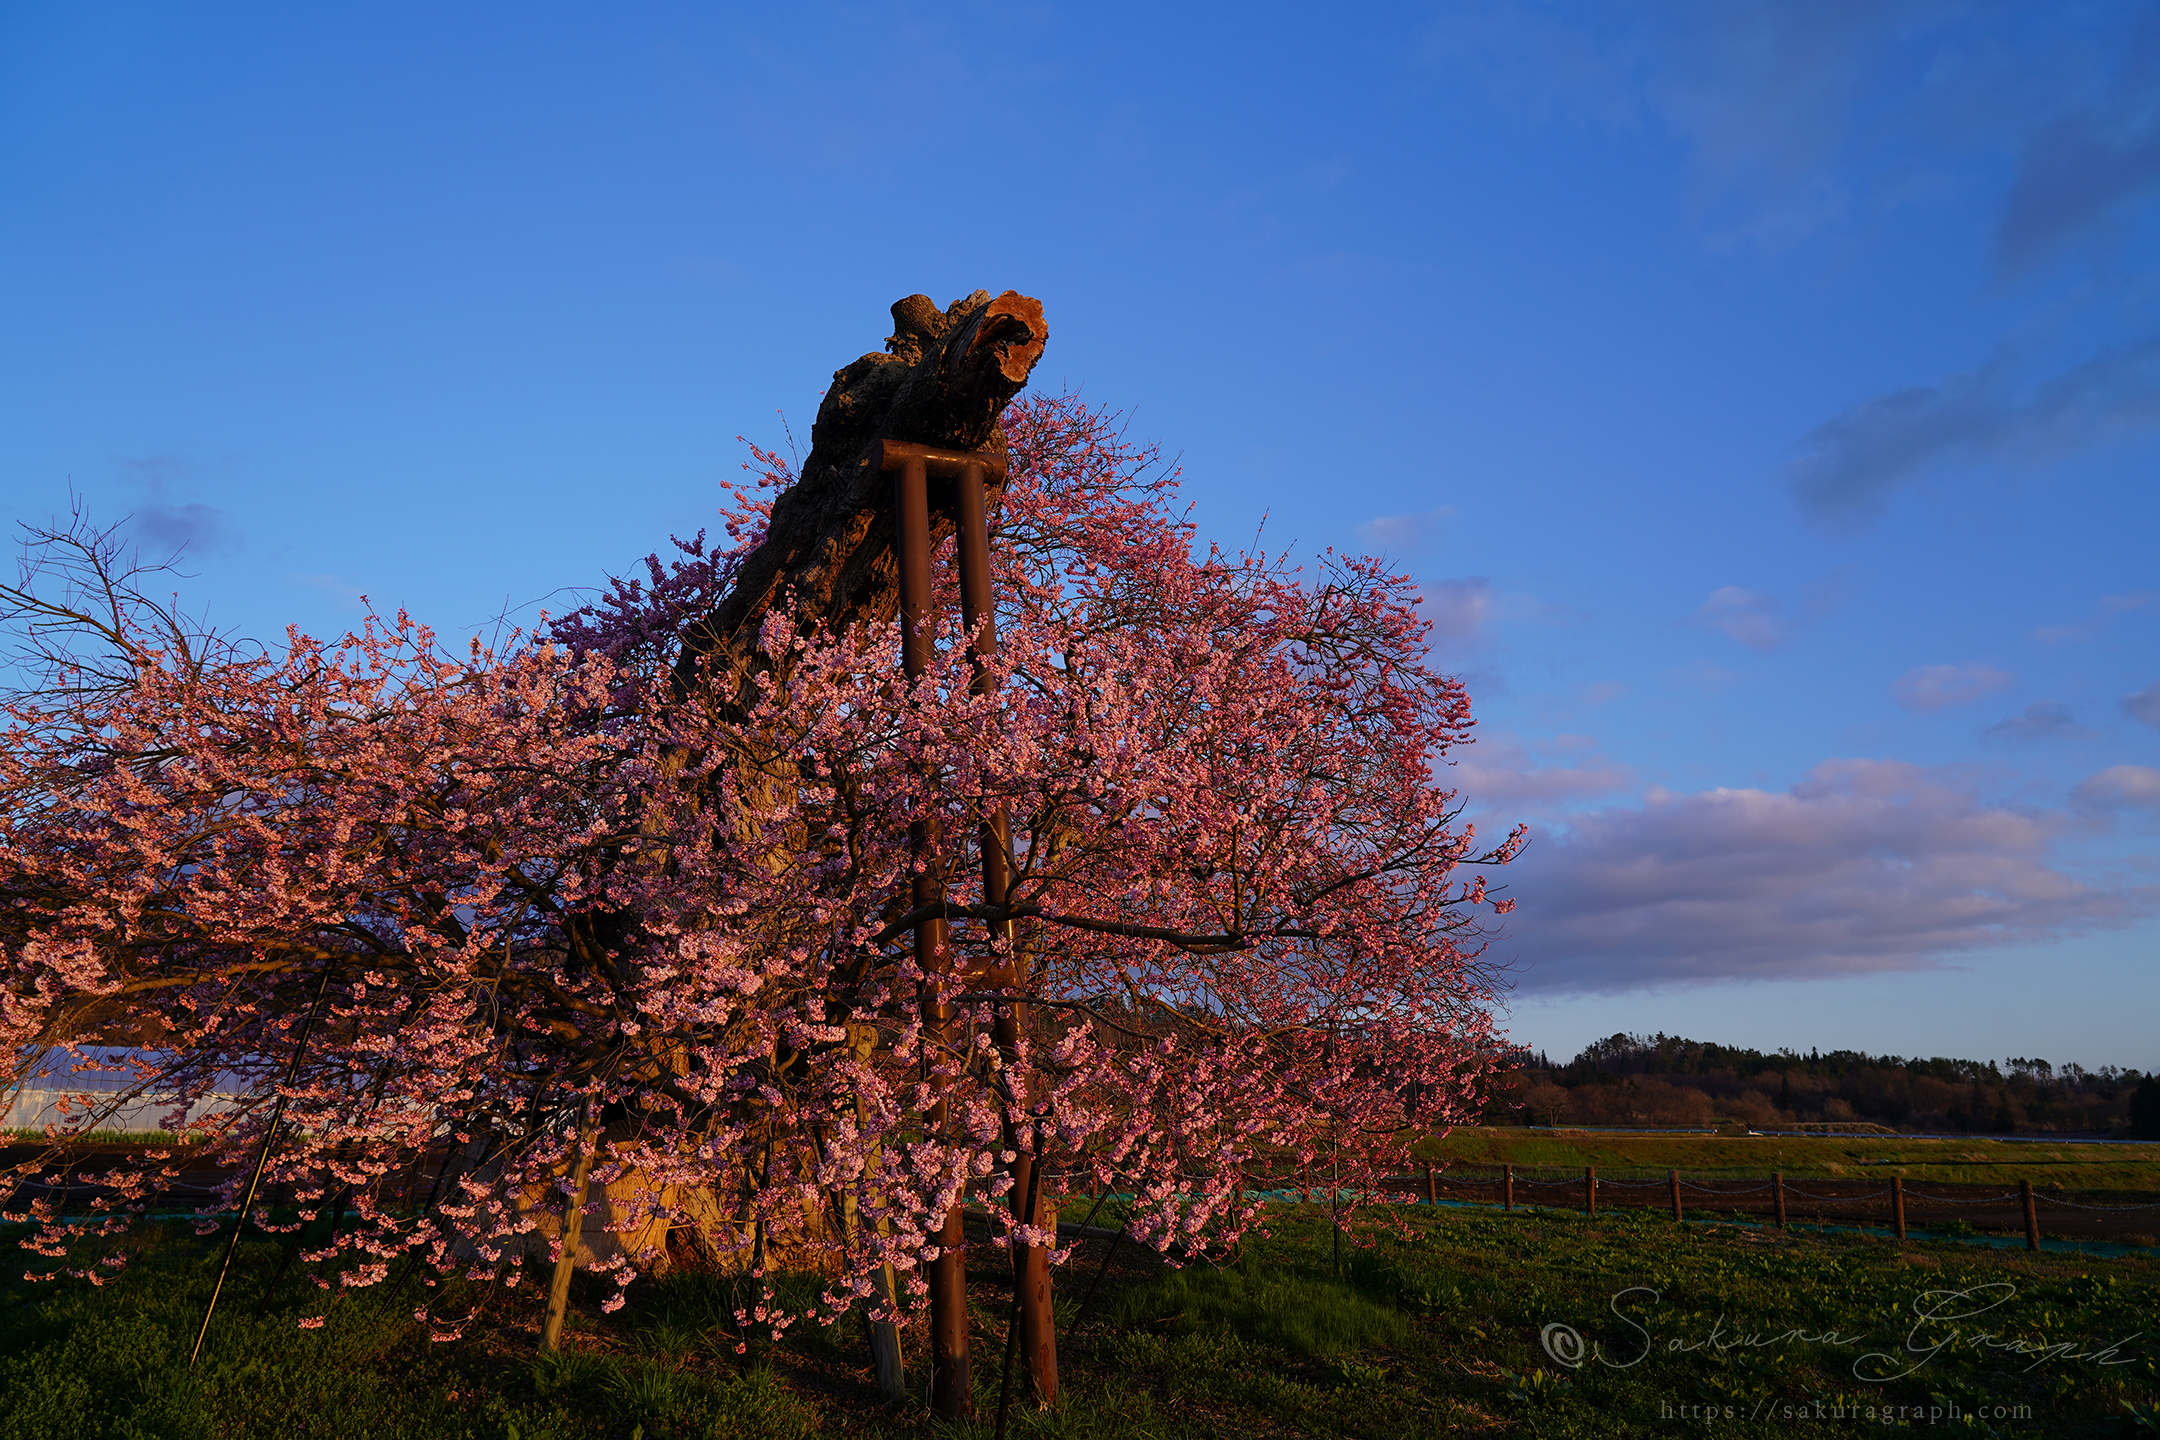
(4, 1195), (2157, 1438)
(1422, 1127), (2160, 1192)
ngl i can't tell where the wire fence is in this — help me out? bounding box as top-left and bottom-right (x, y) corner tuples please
(1258, 1158), (2160, 1255)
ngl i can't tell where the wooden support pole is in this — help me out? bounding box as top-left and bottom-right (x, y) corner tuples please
(1503, 1164), (1514, 1211)
(953, 454), (1056, 1413)
(1669, 1169), (1683, 1223)
(1892, 1177), (1906, 1240)
(2022, 1179), (2040, 1253)
(888, 446), (972, 1421)
(1585, 1165), (1597, 1218)
(1423, 1165), (1437, 1204)
(1773, 1172), (1786, 1229)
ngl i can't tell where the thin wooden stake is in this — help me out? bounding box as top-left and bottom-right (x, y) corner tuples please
(190, 964), (336, 1368)
(2021, 1179), (2040, 1253)
(1773, 1171), (1786, 1229)
(1331, 1159), (1341, 1276)
(1064, 1224), (1124, 1339)
(382, 1120), (487, 1307)
(995, 1126), (1047, 1440)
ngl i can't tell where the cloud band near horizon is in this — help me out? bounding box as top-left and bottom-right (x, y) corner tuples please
(1485, 757), (2153, 994)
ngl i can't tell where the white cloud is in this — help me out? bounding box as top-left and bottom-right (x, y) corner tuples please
(119, 457), (239, 558)
(1690, 584), (1784, 653)
(1787, 337), (2160, 527)
(1891, 662), (2014, 714)
(2033, 591), (2157, 644)
(2123, 681), (2160, 729)
(2073, 764), (2160, 813)
(1355, 506), (1452, 553)
(1421, 577), (1494, 639)
(1980, 701), (2088, 743)
(1418, 577), (1577, 644)
(1498, 759), (2151, 993)
(1421, 3), (2160, 261)
(1996, 80), (2160, 275)
(1451, 733), (1633, 813)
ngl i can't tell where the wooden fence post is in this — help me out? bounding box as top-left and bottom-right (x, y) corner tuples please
(1891, 1177), (1906, 1240)
(1773, 1172), (1786, 1229)
(2021, 1179), (2040, 1252)
(1669, 1169), (1682, 1223)
(1585, 1166), (1597, 1219)
(1503, 1164), (1514, 1212)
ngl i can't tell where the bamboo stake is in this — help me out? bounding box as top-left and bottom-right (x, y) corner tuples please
(1064, 1184), (1128, 1342)
(1331, 1158), (1341, 1276)
(995, 1125), (1047, 1440)
(381, 1119), (489, 1307)
(190, 963), (336, 1368)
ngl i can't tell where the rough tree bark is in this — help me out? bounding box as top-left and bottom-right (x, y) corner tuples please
(672, 288), (1049, 704)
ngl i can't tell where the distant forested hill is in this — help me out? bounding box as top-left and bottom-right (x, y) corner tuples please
(1484, 1033), (2160, 1138)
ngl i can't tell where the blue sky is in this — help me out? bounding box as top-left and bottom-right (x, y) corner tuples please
(4, 2), (2155, 1068)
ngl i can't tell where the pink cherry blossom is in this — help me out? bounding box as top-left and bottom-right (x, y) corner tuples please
(0, 394), (1522, 1340)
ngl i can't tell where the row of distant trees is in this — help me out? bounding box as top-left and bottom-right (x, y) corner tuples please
(1489, 1032), (2160, 1139)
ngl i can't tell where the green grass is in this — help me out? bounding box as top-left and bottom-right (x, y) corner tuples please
(1108, 1258), (1408, 1357)
(4, 1202), (2156, 1437)
(1049, 1207), (2160, 1437)
(1425, 1126), (2160, 1191)
(0, 1222), (817, 1440)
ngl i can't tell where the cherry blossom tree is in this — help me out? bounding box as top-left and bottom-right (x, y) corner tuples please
(0, 392), (1519, 1409)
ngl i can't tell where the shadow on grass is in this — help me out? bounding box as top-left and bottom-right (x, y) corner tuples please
(1109, 1257), (1406, 1357)
(0, 1222), (816, 1440)
(7, 1205), (2159, 1438)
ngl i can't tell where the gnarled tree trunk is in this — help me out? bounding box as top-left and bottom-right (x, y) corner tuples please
(673, 288), (1048, 705)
